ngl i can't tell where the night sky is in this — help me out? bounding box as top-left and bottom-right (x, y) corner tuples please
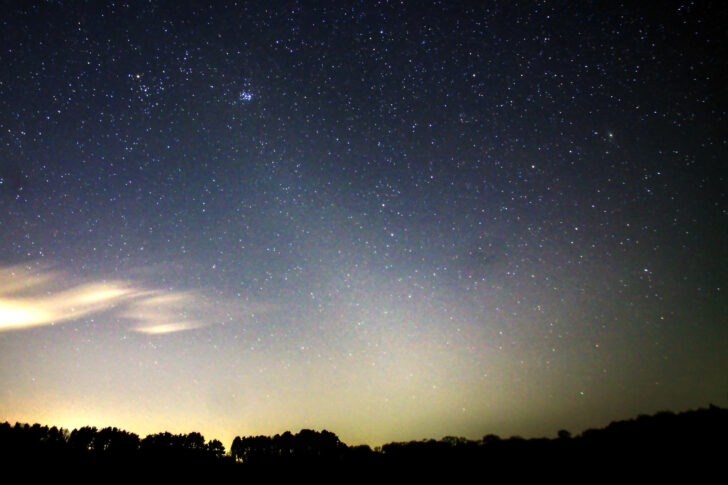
(1, 1), (726, 448)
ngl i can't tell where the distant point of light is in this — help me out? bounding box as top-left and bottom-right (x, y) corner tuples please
(239, 90), (254, 102)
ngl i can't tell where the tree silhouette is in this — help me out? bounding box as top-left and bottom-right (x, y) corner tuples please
(207, 439), (225, 458)
(69, 426), (97, 453)
(482, 433), (501, 446)
(0, 405), (726, 477)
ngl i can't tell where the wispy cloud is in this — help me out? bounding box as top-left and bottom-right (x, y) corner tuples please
(132, 322), (206, 334)
(123, 291), (206, 334)
(0, 264), (263, 334)
(0, 265), (140, 331)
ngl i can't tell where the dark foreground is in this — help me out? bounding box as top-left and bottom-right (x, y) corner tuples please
(1, 405), (725, 481)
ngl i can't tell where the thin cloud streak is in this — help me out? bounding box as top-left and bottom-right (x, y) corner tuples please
(0, 264), (264, 334)
(132, 322), (207, 334)
(123, 291), (206, 334)
(0, 264), (139, 330)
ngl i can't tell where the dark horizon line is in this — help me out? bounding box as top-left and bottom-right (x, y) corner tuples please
(3, 402), (725, 452)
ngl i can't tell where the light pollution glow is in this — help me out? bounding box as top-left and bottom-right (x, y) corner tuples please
(0, 263), (536, 448)
(1, 260), (725, 449)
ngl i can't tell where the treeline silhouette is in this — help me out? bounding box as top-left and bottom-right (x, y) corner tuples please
(1, 405), (725, 478)
(0, 424), (232, 471)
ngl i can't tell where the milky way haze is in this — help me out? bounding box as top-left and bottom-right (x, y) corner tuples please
(1, 1), (726, 448)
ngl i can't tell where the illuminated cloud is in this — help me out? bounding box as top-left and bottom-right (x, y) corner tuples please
(123, 291), (206, 334)
(0, 301), (53, 329)
(0, 266), (56, 294)
(131, 322), (206, 334)
(0, 264), (257, 334)
(0, 265), (139, 331)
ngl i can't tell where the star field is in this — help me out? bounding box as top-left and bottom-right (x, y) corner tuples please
(1, 1), (726, 447)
